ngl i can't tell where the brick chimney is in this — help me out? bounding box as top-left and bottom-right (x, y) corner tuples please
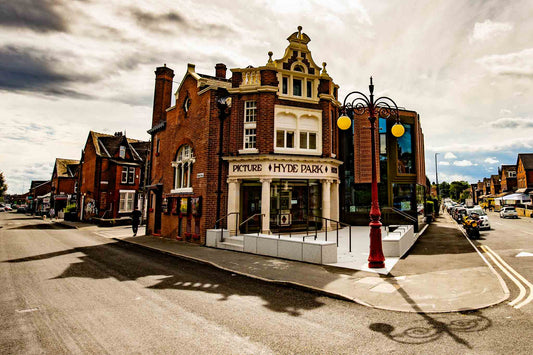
(215, 63), (227, 79)
(152, 64), (174, 128)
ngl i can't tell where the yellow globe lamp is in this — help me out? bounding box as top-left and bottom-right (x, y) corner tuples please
(391, 123), (405, 137)
(337, 115), (352, 130)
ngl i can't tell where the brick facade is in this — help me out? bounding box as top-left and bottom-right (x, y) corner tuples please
(78, 131), (149, 220)
(147, 27), (341, 243)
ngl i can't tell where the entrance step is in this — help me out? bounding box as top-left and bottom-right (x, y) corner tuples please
(218, 241), (244, 251)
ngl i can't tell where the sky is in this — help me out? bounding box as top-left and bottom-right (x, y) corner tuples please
(1, 0), (533, 194)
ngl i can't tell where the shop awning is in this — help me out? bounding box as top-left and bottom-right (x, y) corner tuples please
(500, 193), (531, 202)
(37, 192), (51, 199)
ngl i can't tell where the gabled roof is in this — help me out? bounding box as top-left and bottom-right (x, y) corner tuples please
(518, 153), (533, 170)
(87, 131), (148, 161)
(175, 64), (231, 101)
(54, 158), (80, 178)
(30, 180), (48, 190)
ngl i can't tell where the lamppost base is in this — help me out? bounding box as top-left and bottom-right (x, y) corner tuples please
(368, 261), (385, 269)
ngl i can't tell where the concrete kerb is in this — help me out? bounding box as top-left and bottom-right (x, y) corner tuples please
(113, 237), (364, 305)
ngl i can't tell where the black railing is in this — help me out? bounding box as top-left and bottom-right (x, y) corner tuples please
(387, 207), (418, 223)
(214, 212), (240, 238)
(239, 213), (264, 236)
(310, 215), (353, 252)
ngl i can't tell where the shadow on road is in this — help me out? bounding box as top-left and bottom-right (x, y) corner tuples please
(369, 276), (492, 349)
(3, 242), (325, 317)
(8, 223), (75, 230)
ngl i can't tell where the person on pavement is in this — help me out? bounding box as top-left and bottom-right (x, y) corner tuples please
(131, 206), (142, 236)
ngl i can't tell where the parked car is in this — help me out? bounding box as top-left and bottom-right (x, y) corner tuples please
(4, 204), (12, 211)
(0, 204), (5, 212)
(454, 207), (467, 223)
(500, 206), (518, 219)
(466, 207), (491, 230)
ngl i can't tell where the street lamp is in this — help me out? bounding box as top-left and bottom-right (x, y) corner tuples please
(337, 77), (404, 269)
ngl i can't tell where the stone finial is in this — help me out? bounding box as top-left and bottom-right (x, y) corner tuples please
(297, 26), (302, 38)
(267, 51), (273, 65)
(322, 62), (328, 74)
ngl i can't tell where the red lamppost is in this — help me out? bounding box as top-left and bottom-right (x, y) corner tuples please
(337, 77), (404, 268)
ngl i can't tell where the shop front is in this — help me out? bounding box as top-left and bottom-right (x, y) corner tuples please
(225, 155), (341, 235)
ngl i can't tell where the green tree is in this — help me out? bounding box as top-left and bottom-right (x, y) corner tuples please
(449, 181), (469, 201)
(0, 172), (7, 198)
(439, 181), (451, 198)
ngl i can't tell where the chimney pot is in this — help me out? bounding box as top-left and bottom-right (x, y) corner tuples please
(215, 63), (227, 79)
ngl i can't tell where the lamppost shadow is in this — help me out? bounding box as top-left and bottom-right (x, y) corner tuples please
(369, 277), (492, 348)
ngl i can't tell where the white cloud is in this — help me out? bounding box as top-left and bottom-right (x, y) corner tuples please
(477, 48), (533, 76)
(439, 161), (450, 166)
(454, 160), (473, 167)
(470, 20), (513, 43)
(489, 117), (533, 129)
(444, 152), (457, 159)
(484, 157), (499, 164)
(499, 109), (512, 115)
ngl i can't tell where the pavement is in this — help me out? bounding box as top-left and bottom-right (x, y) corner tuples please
(54, 214), (509, 313)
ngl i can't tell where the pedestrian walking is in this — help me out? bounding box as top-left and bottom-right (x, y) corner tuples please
(131, 206), (142, 236)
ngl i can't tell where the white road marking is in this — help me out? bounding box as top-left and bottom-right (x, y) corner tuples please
(16, 307), (39, 313)
(482, 245), (533, 309)
(516, 252), (533, 257)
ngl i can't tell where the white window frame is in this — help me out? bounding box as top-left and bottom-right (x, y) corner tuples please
(240, 100), (259, 154)
(119, 146), (126, 159)
(171, 145), (195, 193)
(277, 62), (319, 103)
(128, 167), (135, 184)
(119, 190), (135, 213)
(274, 106), (322, 156)
(121, 166), (128, 183)
(508, 171), (516, 178)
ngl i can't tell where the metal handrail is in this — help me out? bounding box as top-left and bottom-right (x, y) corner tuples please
(214, 212), (240, 238)
(239, 213), (264, 236)
(310, 214), (353, 252)
(387, 207), (417, 223)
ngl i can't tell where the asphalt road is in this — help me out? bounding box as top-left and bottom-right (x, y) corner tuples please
(1, 212), (532, 354)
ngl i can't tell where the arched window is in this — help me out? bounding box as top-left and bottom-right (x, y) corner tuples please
(171, 145), (195, 192)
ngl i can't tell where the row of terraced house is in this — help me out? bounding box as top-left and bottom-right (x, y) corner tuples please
(20, 27), (429, 240)
(470, 153), (533, 215)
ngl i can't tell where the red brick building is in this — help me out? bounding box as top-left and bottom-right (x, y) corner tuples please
(499, 164), (517, 193)
(78, 131), (149, 221)
(146, 27), (342, 243)
(516, 153), (533, 195)
(50, 158), (79, 213)
(490, 174), (501, 196)
(28, 180), (51, 215)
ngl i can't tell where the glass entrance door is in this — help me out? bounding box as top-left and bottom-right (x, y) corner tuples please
(270, 179), (322, 233)
(240, 181), (262, 233)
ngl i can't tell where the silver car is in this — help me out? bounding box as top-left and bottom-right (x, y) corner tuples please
(500, 206), (518, 219)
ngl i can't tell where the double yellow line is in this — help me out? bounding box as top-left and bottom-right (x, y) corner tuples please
(480, 245), (533, 309)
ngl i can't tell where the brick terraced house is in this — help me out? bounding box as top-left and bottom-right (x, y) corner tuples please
(50, 158), (80, 214)
(516, 153), (533, 196)
(78, 131), (150, 221)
